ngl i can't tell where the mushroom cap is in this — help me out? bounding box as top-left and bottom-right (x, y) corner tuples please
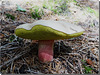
(15, 20), (84, 40)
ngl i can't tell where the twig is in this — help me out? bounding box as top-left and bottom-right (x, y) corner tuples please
(0, 48), (30, 68)
(66, 60), (78, 72)
(58, 40), (61, 53)
(63, 53), (82, 58)
(3, 53), (12, 58)
(22, 58), (33, 74)
(78, 50), (87, 54)
(0, 42), (17, 49)
(25, 70), (39, 74)
(91, 53), (98, 59)
(0, 47), (20, 55)
(1, 47), (19, 51)
(77, 46), (91, 52)
(77, 59), (83, 74)
(59, 56), (78, 72)
(10, 60), (14, 73)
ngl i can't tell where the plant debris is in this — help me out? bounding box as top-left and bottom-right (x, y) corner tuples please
(0, 0), (99, 74)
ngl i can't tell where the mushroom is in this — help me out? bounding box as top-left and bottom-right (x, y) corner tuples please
(15, 20), (84, 63)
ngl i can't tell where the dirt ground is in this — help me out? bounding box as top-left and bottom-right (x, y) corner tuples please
(0, 0), (99, 74)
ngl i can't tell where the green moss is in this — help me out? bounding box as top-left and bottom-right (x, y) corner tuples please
(15, 25), (84, 40)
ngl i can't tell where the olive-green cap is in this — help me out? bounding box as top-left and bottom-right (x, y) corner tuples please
(15, 20), (84, 40)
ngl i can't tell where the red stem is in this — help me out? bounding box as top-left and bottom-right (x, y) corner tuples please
(38, 40), (54, 63)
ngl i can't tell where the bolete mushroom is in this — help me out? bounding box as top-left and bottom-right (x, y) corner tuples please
(15, 20), (84, 63)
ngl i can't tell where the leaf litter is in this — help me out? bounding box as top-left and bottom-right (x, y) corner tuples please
(0, 0), (99, 74)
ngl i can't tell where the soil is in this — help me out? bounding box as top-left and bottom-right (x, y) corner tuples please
(0, 0), (99, 74)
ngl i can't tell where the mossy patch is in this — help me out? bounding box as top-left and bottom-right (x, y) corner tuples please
(15, 25), (84, 40)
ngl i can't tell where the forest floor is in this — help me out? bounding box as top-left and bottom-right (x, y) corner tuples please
(0, 0), (99, 74)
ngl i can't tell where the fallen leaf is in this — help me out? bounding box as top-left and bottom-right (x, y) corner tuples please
(86, 59), (94, 66)
(0, 33), (4, 39)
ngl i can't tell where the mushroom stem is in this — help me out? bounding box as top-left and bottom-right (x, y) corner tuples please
(38, 40), (54, 62)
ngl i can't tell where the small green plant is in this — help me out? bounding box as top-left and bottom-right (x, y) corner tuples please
(42, 0), (70, 15)
(84, 66), (93, 74)
(87, 7), (99, 17)
(43, 3), (48, 9)
(16, 4), (26, 12)
(87, 7), (96, 13)
(81, 60), (93, 74)
(9, 35), (23, 42)
(50, 7), (58, 14)
(30, 6), (44, 19)
(5, 13), (15, 20)
(9, 35), (16, 42)
(56, 0), (70, 15)
(73, 0), (77, 3)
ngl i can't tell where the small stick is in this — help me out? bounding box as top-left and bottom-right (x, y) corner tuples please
(63, 53), (82, 58)
(59, 56), (78, 72)
(66, 60), (78, 72)
(1, 47), (19, 51)
(58, 40), (61, 53)
(77, 46), (91, 52)
(10, 60), (14, 73)
(0, 42), (17, 49)
(77, 59), (83, 74)
(0, 49), (30, 68)
(25, 70), (39, 74)
(22, 58), (33, 74)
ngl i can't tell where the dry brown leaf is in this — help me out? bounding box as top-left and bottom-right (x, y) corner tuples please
(86, 59), (94, 66)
